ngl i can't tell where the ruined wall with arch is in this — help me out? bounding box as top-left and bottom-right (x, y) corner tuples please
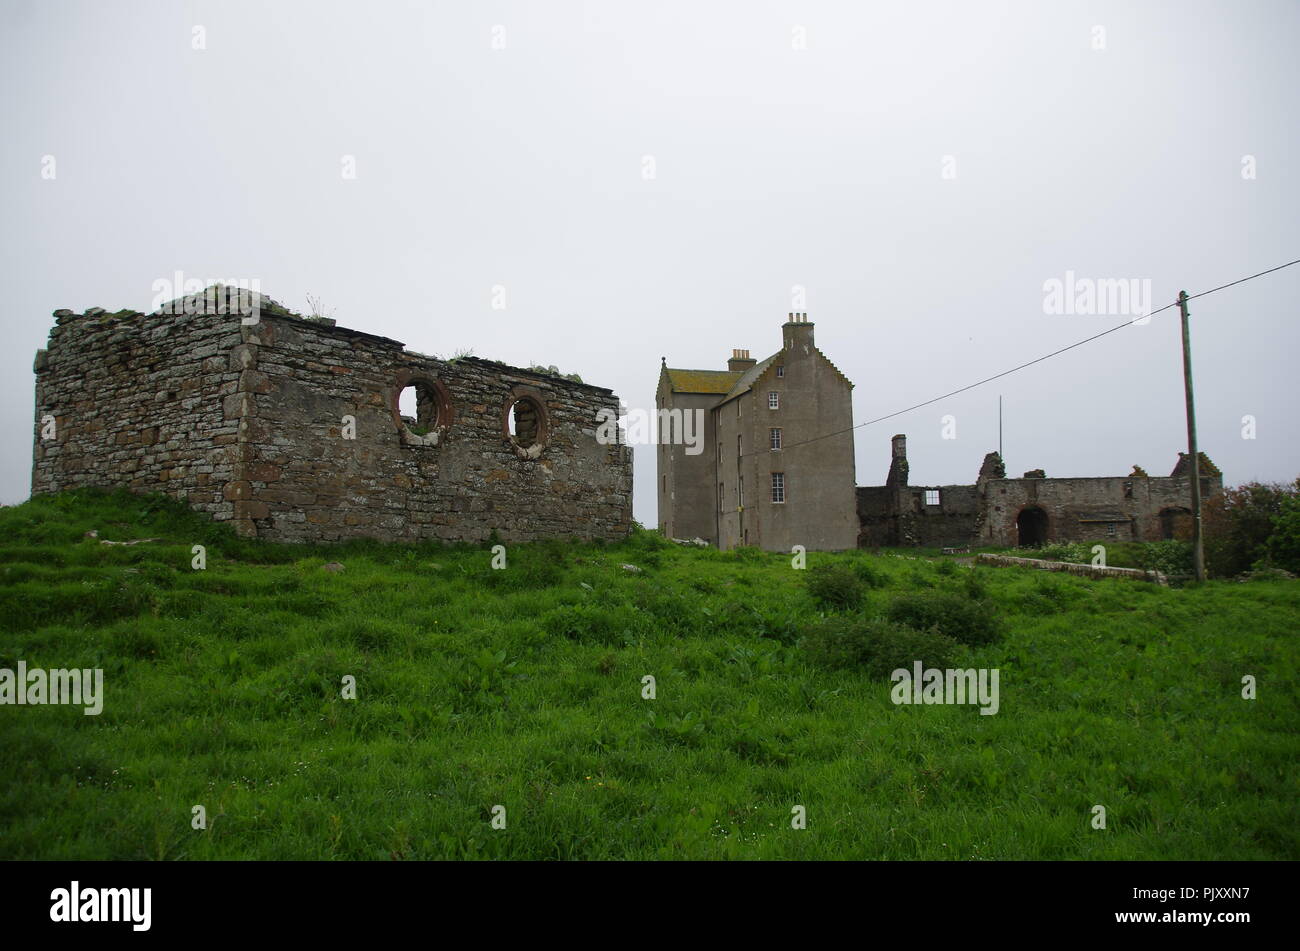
(855, 433), (1221, 549)
(978, 474), (1219, 547)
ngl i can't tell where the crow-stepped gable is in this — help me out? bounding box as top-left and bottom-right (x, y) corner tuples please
(656, 313), (860, 551)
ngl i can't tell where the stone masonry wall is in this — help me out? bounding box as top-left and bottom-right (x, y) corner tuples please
(979, 474), (1219, 546)
(236, 315), (633, 543)
(855, 483), (978, 548)
(33, 296), (634, 545)
(855, 486), (895, 546)
(901, 484), (980, 549)
(32, 306), (246, 522)
(855, 435), (1219, 549)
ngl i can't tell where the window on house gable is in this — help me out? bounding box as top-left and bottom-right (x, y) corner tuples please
(771, 472), (785, 503)
(768, 392), (779, 410)
(770, 428), (782, 450)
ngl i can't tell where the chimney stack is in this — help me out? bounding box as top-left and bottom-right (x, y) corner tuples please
(727, 348), (756, 372)
(887, 434), (909, 487)
(782, 312), (815, 351)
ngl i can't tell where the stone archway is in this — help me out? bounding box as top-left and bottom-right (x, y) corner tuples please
(1159, 507), (1192, 540)
(1016, 506), (1048, 547)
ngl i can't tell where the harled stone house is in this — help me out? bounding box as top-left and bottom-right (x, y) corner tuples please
(656, 314), (859, 551)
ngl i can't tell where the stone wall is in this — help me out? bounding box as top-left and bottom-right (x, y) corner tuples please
(974, 553), (1168, 585)
(855, 483), (979, 548)
(899, 483), (980, 549)
(856, 434), (1221, 549)
(32, 293), (634, 545)
(855, 486), (894, 546)
(32, 305), (246, 523)
(978, 474), (1220, 547)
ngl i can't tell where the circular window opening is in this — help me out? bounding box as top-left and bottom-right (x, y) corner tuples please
(395, 377), (450, 446)
(505, 396), (546, 458)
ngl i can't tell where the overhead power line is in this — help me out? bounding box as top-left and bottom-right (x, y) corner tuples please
(740, 258), (1300, 459)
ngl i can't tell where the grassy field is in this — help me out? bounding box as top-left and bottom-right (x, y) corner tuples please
(0, 490), (1296, 860)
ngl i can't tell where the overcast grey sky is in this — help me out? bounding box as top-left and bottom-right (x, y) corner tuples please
(3, 0), (1297, 526)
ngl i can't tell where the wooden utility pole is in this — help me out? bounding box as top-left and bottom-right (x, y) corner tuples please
(1178, 290), (1206, 582)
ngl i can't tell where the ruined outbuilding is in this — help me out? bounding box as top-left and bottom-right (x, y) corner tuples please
(32, 287), (633, 543)
(857, 434), (1223, 548)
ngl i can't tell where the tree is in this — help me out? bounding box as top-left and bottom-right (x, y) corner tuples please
(1202, 479), (1300, 577)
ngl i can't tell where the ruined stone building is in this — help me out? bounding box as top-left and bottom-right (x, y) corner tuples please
(857, 434), (1222, 549)
(656, 314), (860, 551)
(31, 287), (633, 543)
(657, 313), (1219, 552)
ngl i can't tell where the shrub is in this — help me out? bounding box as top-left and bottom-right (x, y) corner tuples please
(1263, 496), (1300, 574)
(886, 590), (1003, 646)
(1135, 540), (1193, 576)
(479, 557), (563, 590)
(1203, 480), (1300, 578)
(800, 615), (959, 678)
(1017, 574), (1083, 614)
(638, 589), (705, 636)
(625, 523), (672, 552)
(963, 567), (990, 600)
(753, 608), (803, 645)
(805, 563), (866, 610)
(540, 603), (642, 645)
(634, 549), (663, 569)
(1240, 566), (1295, 582)
(905, 567), (936, 589)
(1034, 541), (1090, 563)
(853, 559), (890, 588)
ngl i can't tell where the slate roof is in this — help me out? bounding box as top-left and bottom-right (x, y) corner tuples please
(719, 352), (781, 403)
(662, 367), (744, 395)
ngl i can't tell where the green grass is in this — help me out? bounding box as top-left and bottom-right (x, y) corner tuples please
(0, 489), (1296, 860)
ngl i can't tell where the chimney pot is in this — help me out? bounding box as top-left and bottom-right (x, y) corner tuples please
(727, 348), (758, 371)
